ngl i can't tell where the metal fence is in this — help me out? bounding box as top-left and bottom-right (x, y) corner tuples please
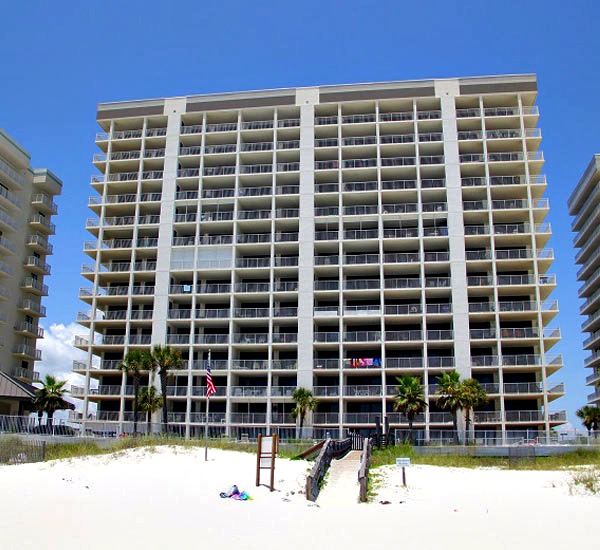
(0, 436), (46, 464)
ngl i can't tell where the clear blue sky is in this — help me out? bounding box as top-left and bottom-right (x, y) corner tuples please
(1, 0), (598, 426)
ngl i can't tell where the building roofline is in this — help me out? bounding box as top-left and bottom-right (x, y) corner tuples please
(568, 154), (600, 213)
(97, 73), (538, 118)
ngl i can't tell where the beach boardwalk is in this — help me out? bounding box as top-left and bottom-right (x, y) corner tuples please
(317, 450), (362, 505)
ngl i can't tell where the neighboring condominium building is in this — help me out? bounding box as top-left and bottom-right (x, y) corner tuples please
(569, 154), (600, 406)
(74, 74), (565, 442)
(0, 130), (61, 399)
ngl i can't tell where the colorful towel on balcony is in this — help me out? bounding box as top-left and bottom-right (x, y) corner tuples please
(348, 357), (382, 367)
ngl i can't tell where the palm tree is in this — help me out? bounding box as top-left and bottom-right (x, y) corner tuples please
(139, 386), (163, 434)
(394, 375), (428, 443)
(118, 350), (153, 435)
(33, 375), (72, 431)
(436, 370), (462, 443)
(291, 387), (318, 439)
(150, 345), (183, 431)
(457, 379), (488, 443)
(576, 405), (600, 437)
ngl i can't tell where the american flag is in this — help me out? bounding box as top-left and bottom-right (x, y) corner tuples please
(206, 359), (216, 397)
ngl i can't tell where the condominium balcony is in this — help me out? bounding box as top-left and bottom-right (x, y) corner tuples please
(17, 299), (46, 316)
(344, 385), (382, 397)
(456, 106), (538, 118)
(206, 122), (238, 133)
(12, 344), (42, 360)
(585, 371), (600, 386)
(467, 274), (555, 287)
(587, 391), (600, 404)
(88, 192), (162, 207)
(21, 277), (49, 296)
(15, 322), (44, 338)
(471, 354), (563, 369)
(232, 334), (269, 344)
(85, 237), (159, 251)
(460, 152), (543, 164)
(313, 386), (340, 397)
(0, 157), (26, 187)
(470, 327), (560, 340)
(0, 260), (14, 277)
(0, 210), (18, 232)
(25, 234), (53, 255)
(180, 124), (203, 135)
(0, 235), (15, 255)
(463, 199), (548, 211)
(31, 193), (58, 214)
(83, 260), (158, 275)
(0, 185), (22, 209)
(27, 215), (55, 234)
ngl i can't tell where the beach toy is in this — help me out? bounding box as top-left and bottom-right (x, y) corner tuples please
(220, 485), (251, 500)
(219, 484), (239, 498)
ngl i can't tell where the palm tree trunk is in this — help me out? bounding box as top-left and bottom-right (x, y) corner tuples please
(133, 376), (140, 436)
(160, 372), (168, 432)
(452, 410), (459, 444)
(465, 410), (471, 445)
(147, 411), (151, 435)
(37, 410), (43, 427)
(408, 416), (414, 444)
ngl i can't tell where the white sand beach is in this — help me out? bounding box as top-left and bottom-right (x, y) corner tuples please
(0, 446), (597, 550)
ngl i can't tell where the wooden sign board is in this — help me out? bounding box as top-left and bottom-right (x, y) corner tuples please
(256, 434), (277, 492)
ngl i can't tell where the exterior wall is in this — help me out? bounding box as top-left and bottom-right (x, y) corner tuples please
(75, 75), (564, 440)
(569, 155), (600, 405)
(0, 130), (61, 383)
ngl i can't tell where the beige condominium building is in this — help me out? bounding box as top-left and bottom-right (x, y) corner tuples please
(0, 130), (61, 410)
(569, 154), (600, 406)
(74, 74), (565, 442)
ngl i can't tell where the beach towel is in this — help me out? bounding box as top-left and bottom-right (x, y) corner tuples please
(220, 485), (252, 500)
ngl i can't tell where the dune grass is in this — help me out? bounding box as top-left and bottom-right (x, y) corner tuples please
(43, 436), (307, 462)
(370, 444), (600, 471)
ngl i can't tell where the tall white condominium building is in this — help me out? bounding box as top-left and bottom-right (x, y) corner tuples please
(0, 130), (61, 386)
(569, 154), (600, 406)
(75, 74), (565, 441)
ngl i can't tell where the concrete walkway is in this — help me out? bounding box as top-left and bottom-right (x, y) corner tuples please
(317, 450), (361, 506)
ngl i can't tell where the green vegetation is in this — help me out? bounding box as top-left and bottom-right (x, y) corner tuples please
(370, 444), (600, 471)
(118, 350), (154, 435)
(139, 386), (163, 433)
(33, 375), (72, 429)
(367, 470), (383, 501)
(36, 435), (310, 463)
(459, 379), (488, 442)
(569, 467), (600, 495)
(435, 371), (461, 442)
(150, 345), (183, 431)
(575, 405), (600, 436)
(43, 436), (260, 461)
(393, 375), (427, 443)
(435, 371), (489, 444)
(291, 388), (318, 438)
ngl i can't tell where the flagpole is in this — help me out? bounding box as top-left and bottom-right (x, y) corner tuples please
(205, 395), (210, 461)
(204, 349), (211, 461)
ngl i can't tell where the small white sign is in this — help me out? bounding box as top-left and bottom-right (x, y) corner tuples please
(396, 458), (411, 468)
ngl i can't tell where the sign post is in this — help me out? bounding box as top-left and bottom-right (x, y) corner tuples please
(396, 457), (411, 486)
(256, 434), (277, 491)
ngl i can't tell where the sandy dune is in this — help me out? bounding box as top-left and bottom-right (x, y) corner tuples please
(0, 446), (597, 549)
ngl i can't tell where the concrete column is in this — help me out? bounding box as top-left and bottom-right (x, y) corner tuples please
(435, 80), (471, 380)
(436, 80), (470, 442)
(295, 88), (319, 392)
(152, 98), (187, 347)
